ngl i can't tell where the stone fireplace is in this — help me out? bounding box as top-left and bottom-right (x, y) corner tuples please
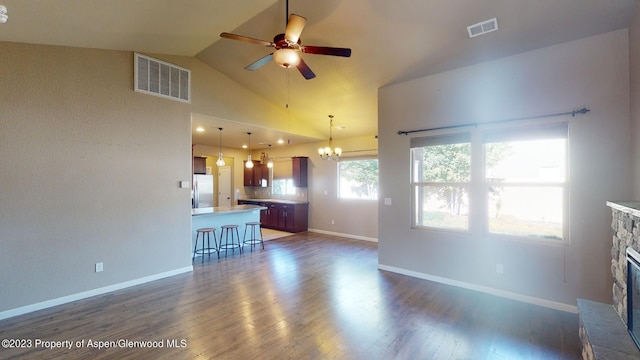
(578, 202), (640, 359)
(610, 202), (640, 323)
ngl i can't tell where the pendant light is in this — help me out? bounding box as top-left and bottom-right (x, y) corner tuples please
(318, 115), (342, 161)
(215, 127), (225, 166)
(267, 144), (274, 168)
(245, 132), (254, 169)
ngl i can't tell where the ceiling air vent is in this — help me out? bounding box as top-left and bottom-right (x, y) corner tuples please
(134, 53), (190, 103)
(467, 18), (498, 38)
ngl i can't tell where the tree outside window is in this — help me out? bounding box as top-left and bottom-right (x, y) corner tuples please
(338, 159), (378, 200)
(410, 123), (568, 243)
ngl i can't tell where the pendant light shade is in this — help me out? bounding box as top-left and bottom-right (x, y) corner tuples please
(245, 132), (254, 169)
(216, 127), (225, 166)
(267, 144), (274, 168)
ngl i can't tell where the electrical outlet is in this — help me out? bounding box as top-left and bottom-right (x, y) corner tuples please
(331, 219), (335, 225)
(496, 264), (504, 274)
(95, 262), (104, 273)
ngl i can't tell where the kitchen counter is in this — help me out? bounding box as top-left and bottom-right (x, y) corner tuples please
(192, 204), (267, 216)
(191, 205), (267, 256)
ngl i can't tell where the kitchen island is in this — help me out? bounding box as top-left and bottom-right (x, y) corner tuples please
(191, 205), (267, 253)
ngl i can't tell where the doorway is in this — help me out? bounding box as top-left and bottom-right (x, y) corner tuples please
(218, 166), (232, 206)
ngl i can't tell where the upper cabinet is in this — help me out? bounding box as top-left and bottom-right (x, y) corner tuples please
(243, 162), (269, 187)
(292, 157), (308, 188)
(193, 157), (207, 174)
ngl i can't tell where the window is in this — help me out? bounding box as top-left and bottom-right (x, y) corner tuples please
(338, 158), (379, 200)
(272, 178), (296, 196)
(483, 124), (567, 240)
(411, 134), (471, 230)
(410, 123), (568, 243)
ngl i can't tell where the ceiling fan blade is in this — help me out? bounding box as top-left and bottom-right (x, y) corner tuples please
(245, 53), (274, 71)
(220, 32), (274, 47)
(285, 14), (307, 43)
(302, 45), (352, 57)
(296, 57), (316, 80)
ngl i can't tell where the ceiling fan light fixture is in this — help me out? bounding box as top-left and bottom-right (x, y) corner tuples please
(273, 48), (300, 68)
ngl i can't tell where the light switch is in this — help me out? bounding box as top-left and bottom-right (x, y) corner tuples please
(384, 198), (392, 205)
(180, 181), (190, 189)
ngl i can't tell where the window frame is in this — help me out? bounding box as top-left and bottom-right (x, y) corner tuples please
(410, 134), (472, 232)
(410, 122), (570, 245)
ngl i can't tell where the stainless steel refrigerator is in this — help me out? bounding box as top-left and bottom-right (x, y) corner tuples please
(192, 175), (214, 208)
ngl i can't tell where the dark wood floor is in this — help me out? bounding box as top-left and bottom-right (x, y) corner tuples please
(0, 232), (580, 359)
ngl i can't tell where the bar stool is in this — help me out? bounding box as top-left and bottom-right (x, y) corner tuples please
(219, 224), (242, 256)
(193, 227), (219, 263)
(243, 222), (264, 251)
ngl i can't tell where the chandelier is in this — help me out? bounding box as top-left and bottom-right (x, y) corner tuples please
(318, 115), (342, 161)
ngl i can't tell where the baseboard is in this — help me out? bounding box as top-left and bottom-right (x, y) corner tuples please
(308, 228), (378, 242)
(377, 264), (578, 314)
(0, 266), (193, 321)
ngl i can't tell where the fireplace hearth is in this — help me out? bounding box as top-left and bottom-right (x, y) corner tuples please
(577, 202), (640, 359)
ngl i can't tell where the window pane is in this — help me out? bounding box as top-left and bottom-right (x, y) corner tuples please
(339, 159), (378, 200)
(412, 143), (471, 182)
(487, 186), (563, 240)
(485, 139), (566, 183)
(272, 178), (296, 196)
(414, 185), (468, 230)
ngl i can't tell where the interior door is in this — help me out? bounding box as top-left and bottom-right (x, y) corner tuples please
(218, 166), (232, 206)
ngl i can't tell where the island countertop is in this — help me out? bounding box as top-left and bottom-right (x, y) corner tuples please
(191, 204), (267, 216)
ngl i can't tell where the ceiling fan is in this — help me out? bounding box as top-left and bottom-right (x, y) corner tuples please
(219, 2), (351, 80)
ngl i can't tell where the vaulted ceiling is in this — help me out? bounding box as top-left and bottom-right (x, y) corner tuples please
(0, 0), (637, 148)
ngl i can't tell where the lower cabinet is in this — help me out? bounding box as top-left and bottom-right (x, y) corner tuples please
(238, 200), (308, 233)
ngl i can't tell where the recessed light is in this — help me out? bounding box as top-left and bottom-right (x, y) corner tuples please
(277, 139), (284, 144)
(242, 145), (248, 149)
(195, 126), (205, 132)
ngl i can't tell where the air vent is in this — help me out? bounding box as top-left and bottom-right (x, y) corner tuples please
(467, 18), (498, 38)
(134, 53), (190, 103)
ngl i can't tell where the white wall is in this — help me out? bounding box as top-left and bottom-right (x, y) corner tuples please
(378, 29), (632, 308)
(630, 8), (640, 199)
(0, 42), (291, 317)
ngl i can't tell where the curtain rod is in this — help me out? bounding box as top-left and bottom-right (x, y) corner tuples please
(396, 107), (590, 136)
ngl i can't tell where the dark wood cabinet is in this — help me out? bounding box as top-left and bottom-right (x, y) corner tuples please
(292, 156), (308, 188)
(243, 162), (269, 187)
(259, 202), (269, 225)
(193, 157), (207, 174)
(276, 203), (308, 232)
(267, 203), (278, 227)
(237, 200), (308, 232)
(276, 204), (294, 232)
(243, 161), (254, 186)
